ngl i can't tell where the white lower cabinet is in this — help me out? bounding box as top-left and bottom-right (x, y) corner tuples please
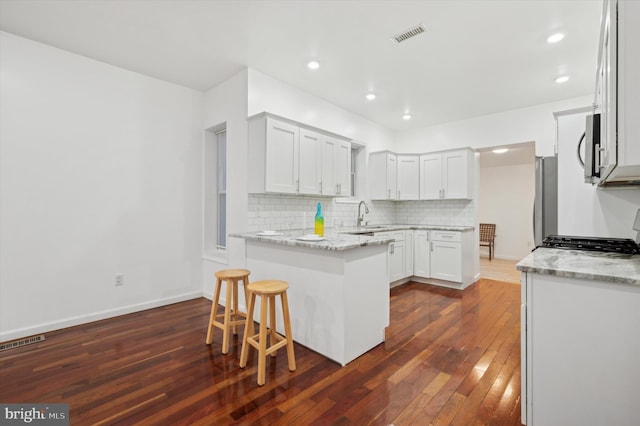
(376, 230), (413, 283)
(521, 272), (640, 425)
(380, 228), (474, 288)
(387, 231), (406, 282)
(404, 230), (414, 277)
(430, 231), (462, 282)
(413, 230), (431, 278)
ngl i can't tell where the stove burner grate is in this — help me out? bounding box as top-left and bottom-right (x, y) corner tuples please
(540, 235), (640, 255)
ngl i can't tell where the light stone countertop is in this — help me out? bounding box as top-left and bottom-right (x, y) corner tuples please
(516, 247), (640, 286)
(232, 224), (474, 251)
(230, 229), (395, 251)
(340, 224), (475, 233)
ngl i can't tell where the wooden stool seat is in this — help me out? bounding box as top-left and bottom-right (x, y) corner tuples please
(239, 280), (296, 386)
(205, 268), (250, 354)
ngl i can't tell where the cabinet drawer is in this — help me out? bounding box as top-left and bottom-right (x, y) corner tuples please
(375, 230), (405, 242)
(431, 231), (461, 242)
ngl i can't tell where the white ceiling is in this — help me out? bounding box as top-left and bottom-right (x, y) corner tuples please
(0, 0), (602, 131)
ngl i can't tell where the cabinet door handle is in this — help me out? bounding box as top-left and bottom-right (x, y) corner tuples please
(296, 180), (300, 193)
(430, 241), (433, 252)
(398, 190), (400, 199)
(319, 181), (323, 193)
(391, 243), (394, 254)
(388, 189), (391, 199)
(338, 183), (342, 194)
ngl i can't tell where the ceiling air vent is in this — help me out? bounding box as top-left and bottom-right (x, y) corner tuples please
(392, 24), (427, 43)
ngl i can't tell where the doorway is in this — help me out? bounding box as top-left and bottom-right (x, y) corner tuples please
(476, 142), (536, 280)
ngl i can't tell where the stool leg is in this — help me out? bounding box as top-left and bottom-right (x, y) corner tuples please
(232, 279), (240, 335)
(268, 295), (277, 358)
(221, 280), (232, 354)
(206, 278), (222, 345)
(257, 294), (268, 386)
(281, 291), (296, 372)
(239, 290), (255, 368)
(241, 276), (249, 317)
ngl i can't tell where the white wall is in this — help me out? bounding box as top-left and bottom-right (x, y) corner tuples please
(247, 69), (394, 152)
(557, 111), (640, 239)
(479, 163), (536, 259)
(396, 96), (592, 156)
(0, 32), (204, 341)
(201, 69), (249, 297)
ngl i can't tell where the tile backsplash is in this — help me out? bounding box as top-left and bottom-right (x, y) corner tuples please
(395, 199), (474, 226)
(247, 194), (475, 232)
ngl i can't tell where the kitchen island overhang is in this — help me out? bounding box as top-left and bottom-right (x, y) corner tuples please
(231, 231), (394, 366)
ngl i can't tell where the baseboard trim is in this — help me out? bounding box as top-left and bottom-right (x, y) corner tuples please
(411, 276), (468, 290)
(481, 255), (525, 261)
(0, 291), (203, 343)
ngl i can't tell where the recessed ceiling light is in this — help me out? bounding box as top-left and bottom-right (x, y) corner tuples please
(366, 93), (376, 101)
(307, 60), (320, 70)
(492, 148), (509, 154)
(555, 75), (570, 84)
(402, 113), (412, 120)
(547, 33), (565, 43)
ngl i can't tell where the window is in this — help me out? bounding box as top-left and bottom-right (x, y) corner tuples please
(351, 146), (357, 197)
(203, 124), (227, 259)
(217, 130), (227, 248)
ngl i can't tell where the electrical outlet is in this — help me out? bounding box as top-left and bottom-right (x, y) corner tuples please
(115, 273), (124, 286)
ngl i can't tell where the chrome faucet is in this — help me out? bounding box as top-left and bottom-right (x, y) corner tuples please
(357, 201), (369, 228)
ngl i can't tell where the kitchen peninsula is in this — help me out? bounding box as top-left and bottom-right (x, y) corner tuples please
(231, 230), (394, 366)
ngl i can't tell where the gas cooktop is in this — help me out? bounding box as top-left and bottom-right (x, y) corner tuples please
(540, 235), (640, 255)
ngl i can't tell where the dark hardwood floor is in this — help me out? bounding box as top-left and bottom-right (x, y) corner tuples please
(1, 279), (522, 425)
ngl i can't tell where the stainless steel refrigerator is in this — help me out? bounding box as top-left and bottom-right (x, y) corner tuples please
(534, 156), (558, 246)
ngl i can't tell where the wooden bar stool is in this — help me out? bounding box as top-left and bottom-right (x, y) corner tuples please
(239, 280), (296, 386)
(205, 268), (250, 354)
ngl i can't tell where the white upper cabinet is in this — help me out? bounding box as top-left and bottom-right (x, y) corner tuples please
(248, 113), (351, 196)
(371, 148), (473, 201)
(298, 128), (322, 195)
(419, 153), (442, 200)
(369, 152), (397, 200)
(420, 149), (472, 200)
(264, 117), (299, 194)
(443, 150), (471, 199)
(396, 155), (420, 200)
(335, 139), (351, 196)
(322, 136), (351, 196)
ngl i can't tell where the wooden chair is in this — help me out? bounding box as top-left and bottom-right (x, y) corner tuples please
(239, 280), (296, 386)
(205, 269), (250, 354)
(479, 223), (496, 261)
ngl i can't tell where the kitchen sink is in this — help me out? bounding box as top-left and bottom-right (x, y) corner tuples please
(340, 225), (390, 235)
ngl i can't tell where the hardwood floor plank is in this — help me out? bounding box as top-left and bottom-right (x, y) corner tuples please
(390, 371), (451, 425)
(0, 279), (523, 425)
